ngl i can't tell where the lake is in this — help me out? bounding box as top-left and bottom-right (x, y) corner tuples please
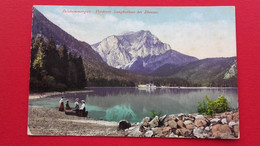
(29, 87), (238, 123)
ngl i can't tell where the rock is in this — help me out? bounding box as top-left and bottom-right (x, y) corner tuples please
(233, 125), (239, 137)
(141, 117), (150, 127)
(162, 127), (172, 135)
(168, 120), (177, 129)
(177, 120), (184, 128)
(221, 113), (226, 118)
(186, 124), (195, 130)
(128, 127), (135, 130)
(164, 115), (176, 123)
(149, 116), (159, 128)
(203, 115), (210, 120)
(233, 112), (239, 122)
(228, 121), (238, 128)
(145, 130), (153, 137)
(159, 115), (167, 123)
(175, 129), (181, 135)
(183, 117), (194, 121)
(221, 118), (227, 124)
(168, 133), (178, 138)
(152, 127), (163, 137)
(204, 126), (210, 132)
(125, 126), (142, 137)
(143, 127), (151, 132)
(177, 113), (184, 120)
(178, 113), (184, 117)
(175, 128), (191, 137)
(226, 115), (233, 122)
(118, 120), (131, 130)
(184, 120), (193, 126)
(193, 126), (211, 138)
(210, 118), (220, 123)
(194, 119), (207, 127)
(211, 124), (232, 138)
(195, 115), (205, 120)
(193, 127), (204, 138)
(202, 133), (211, 138)
(139, 125), (145, 132)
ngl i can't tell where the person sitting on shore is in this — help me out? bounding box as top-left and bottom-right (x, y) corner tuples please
(80, 100), (86, 111)
(74, 98), (79, 113)
(59, 97), (64, 111)
(65, 100), (71, 110)
(79, 100), (86, 116)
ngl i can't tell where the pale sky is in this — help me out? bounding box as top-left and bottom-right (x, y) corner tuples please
(35, 6), (237, 59)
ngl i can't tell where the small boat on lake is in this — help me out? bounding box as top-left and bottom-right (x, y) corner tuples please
(65, 109), (88, 117)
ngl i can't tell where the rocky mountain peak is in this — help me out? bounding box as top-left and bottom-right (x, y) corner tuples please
(91, 30), (172, 68)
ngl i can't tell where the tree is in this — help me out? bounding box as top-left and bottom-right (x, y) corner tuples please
(57, 45), (69, 85)
(75, 56), (86, 88)
(30, 36), (87, 92)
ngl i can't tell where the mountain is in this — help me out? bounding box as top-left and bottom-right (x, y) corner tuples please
(32, 7), (113, 80)
(92, 30), (198, 73)
(32, 8), (105, 69)
(32, 8), (180, 87)
(125, 50), (198, 73)
(151, 57), (237, 86)
(31, 8), (139, 85)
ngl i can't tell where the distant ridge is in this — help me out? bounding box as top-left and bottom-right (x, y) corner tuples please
(151, 57), (237, 86)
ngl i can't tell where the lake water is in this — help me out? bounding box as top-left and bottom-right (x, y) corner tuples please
(29, 87), (238, 123)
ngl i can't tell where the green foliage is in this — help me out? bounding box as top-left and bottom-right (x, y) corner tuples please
(30, 35), (86, 92)
(197, 99), (207, 114)
(33, 48), (44, 70)
(41, 75), (56, 91)
(197, 95), (229, 117)
(55, 83), (67, 92)
(150, 110), (162, 118)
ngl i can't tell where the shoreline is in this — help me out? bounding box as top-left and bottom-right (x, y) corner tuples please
(29, 86), (237, 99)
(29, 90), (93, 99)
(28, 106), (123, 136)
(28, 106), (239, 138)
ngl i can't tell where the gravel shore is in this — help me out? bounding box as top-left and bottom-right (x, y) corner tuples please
(28, 106), (239, 138)
(28, 106), (123, 136)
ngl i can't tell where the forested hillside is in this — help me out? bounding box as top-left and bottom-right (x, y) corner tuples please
(30, 35), (86, 92)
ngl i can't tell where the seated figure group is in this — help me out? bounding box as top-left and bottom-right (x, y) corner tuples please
(59, 97), (87, 117)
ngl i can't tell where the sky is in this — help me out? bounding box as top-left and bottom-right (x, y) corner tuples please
(35, 6), (237, 59)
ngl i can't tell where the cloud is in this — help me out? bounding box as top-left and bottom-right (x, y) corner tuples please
(42, 11), (236, 59)
(146, 20), (236, 59)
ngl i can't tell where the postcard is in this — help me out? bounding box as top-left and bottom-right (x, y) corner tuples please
(28, 6), (239, 139)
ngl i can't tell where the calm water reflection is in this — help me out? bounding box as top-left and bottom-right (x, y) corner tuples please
(29, 87), (238, 122)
